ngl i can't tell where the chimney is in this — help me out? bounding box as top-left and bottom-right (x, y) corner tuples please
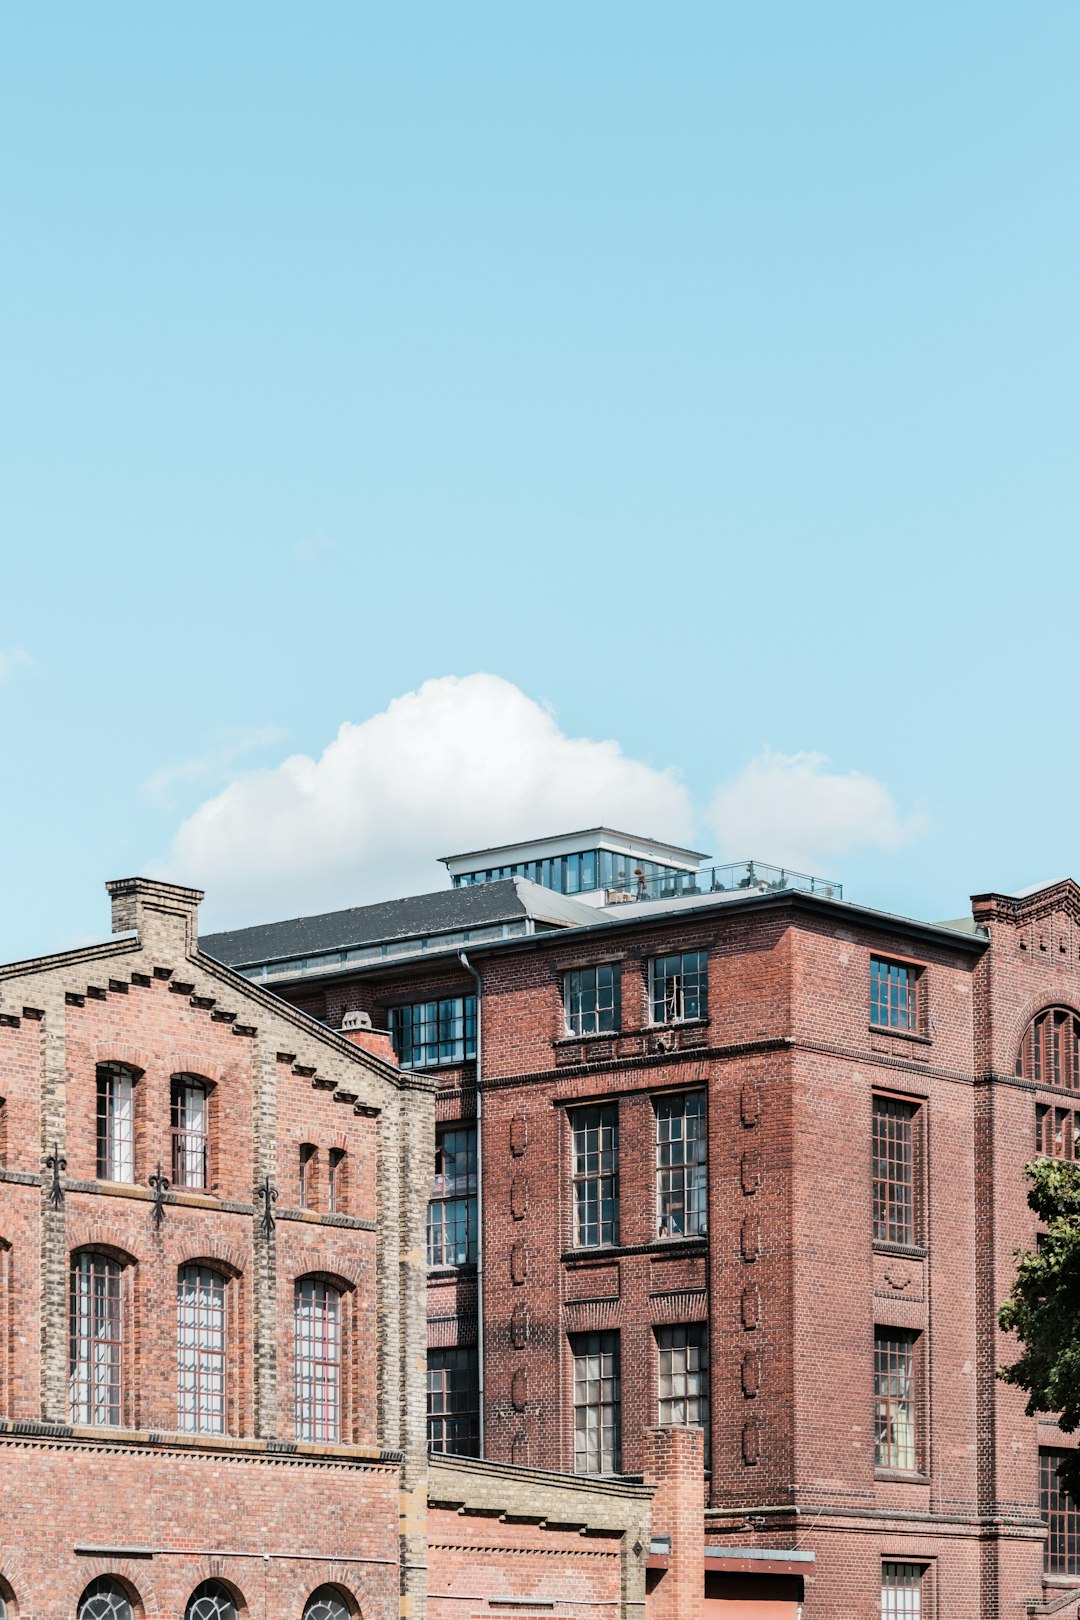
(106, 877), (204, 956)
(338, 1009), (398, 1066)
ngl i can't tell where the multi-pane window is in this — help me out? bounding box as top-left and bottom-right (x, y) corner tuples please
(327, 1147), (346, 1214)
(881, 1563), (923, 1618)
(874, 1330), (917, 1471)
(656, 1324), (709, 1451)
(177, 1264), (226, 1434)
(77, 1579), (135, 1620)
(564, 965), (620, 1037)
(387, 996), (477, 1070)
(1041, 1449), (1080, 1574)
(185, 1582), (237, 1620)
(656, 1091), (707, 1238)
(1017, 1007), (1080, 1089)
(427, 1127), (478, 1268)
(870, 958), (919, 1032)
(572, 1331), (621, 1475)
(303, 1587), (352, 1620)
(1036, 1103), (1080, 1161)
(299, 1143), (317, 1209)
(171, 1075), (209, 1190)
(650, 951), (708, 1023)
(294, 1278), (342, 1442)
(96, 1062), (136, 1182)
(572, 1104), (619, 1248)
(873, 1096), (919, 1245)
(426, 1346), (480, 1456)
(70, 1252), (122, 1426)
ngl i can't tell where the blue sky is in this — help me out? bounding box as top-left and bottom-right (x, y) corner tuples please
(1, 3), (1077, 959)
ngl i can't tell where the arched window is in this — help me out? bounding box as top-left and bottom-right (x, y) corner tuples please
(70, 1252), (123, 1425)
(171, 1076), (210, 1190)
(1016, 1008), (1080, 1090)
(294, 1278), (342, 1442)
(177, 1264), (226, 1433)
(77, 1579), (134, 1620)
(96, 1063), (138, 1182)
(184, 1582), (237, 1620)
(303, 1587), (351, 1620)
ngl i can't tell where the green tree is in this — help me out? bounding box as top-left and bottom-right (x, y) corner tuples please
(999, 1156), (1080, 1502)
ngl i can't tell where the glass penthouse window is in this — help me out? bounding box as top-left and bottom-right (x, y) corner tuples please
(453, 848), (690, 895)
(388, 996), (476, 1069)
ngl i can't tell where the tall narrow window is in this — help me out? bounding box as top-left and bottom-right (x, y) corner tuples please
(650, 951), (708, 1023)
(299, 1143), (317, 1209)
(656, 1091), (707, 1238)
(572, 1331), (621, 1475)
(387, 996), (477, 1069)
(96, 1063), (136, 1182)
(870, 959), (919, 1032)
(564, 965), (620, 1036)
(572, 1103), (619, 1248)
(327, 1147), (346, 1214)
(295, 1278), (341, 1441)
(426, 1346), (480, 1456)
(427, 1127), (478, 1267)
(177, 1264), (226, 1434)
(656, 1324), (709, 1451)
(881, 1563), (922, 1618)
(1041, 1449), (1080, 1574)
(171, 1076), (209, 1190)
(873, 1096), (919, 1245)
(874, 1330), (917, 1471)
(70, 1252), (122, 1425)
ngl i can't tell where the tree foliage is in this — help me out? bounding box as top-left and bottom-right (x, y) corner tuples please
(999, 1156), (1080, 1502)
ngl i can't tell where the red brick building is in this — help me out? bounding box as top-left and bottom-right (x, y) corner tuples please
(0, 874), (674, 1620)
(204, 830), (1080, 1618)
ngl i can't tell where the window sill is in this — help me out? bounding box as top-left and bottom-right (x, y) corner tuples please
(555, 1030), (621, 1045)
(647, 1017), (710, 1032)
(874, 1468), (930, 1484)
(427, 1263), (478, 1279)
(873, 1240), (928, 1260)
(869, 1024), (932, 1046)
(562, 1235), (707, 1264)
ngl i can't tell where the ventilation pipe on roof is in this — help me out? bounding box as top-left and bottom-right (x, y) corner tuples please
(458, 950), (485, 1457)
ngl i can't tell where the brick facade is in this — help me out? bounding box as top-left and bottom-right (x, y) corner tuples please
(0, 878), (681, 1620)
(266, 876), (1080, 1619)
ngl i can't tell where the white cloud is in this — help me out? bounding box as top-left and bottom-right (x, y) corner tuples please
(706, 748), (924, 874)
(162, 674), (693, 924)
(0, 648), (31, 680)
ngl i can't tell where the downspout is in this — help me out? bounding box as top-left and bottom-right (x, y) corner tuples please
(458, 950), (485, 1456)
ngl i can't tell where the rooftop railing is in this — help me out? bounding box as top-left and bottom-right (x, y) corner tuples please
(603, 860), (842, 904)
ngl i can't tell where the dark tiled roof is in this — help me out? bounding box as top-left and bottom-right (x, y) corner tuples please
(200, 880), (531, 968)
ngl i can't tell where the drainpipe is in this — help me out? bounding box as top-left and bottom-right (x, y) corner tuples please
(458, 950), (485, 1456)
